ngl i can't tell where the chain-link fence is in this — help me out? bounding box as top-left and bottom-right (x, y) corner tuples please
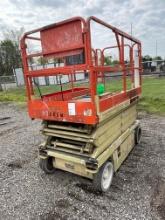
(0, 75), (17, 91)
(0, 60), (165, 91)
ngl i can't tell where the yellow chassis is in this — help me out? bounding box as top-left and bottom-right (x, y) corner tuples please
(39, 101), (139, 180)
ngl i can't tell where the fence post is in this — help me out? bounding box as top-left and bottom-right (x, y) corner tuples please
(13, 68), (18, 87)
(0, 76), (3, 91)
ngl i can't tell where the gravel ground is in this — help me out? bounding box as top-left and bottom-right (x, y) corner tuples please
(0, 103), (165, 220)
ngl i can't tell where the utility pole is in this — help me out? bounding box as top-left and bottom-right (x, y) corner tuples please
(131, 23), (133, 36)
(155, 40), (157, 58)
(131, 23), (133, 46)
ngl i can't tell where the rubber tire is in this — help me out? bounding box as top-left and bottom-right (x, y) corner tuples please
(93, 161), (114, 192)
(39, 157), (55, 174)
(135, 126), (142, 144)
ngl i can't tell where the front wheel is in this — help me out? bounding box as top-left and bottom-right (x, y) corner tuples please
(93, 161), (114, 192)
(39, 157), (55, 174)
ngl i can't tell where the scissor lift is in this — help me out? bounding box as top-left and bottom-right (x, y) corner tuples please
(20, 16), (142, 192)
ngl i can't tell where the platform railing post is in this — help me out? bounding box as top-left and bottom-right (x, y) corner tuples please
(130, 47), (134, 88)
(121, 36), (126, 92)
(20, 36), (32, 101)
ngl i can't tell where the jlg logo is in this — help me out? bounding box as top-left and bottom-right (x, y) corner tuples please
(65, 163), (75, 170)
(42, 110), (63, 118)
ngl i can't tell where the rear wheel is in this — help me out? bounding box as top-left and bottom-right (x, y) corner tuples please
(93, 161), (114, 192)
(135, 126), (142, 144)
(39, 157), (55, 174)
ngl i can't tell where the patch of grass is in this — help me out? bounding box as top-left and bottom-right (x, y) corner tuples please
(138, 77), (165, 115)
(104, 77), (165, 115)
(0, 76), (165, 115)
(0, 87), (26, 102)
(138, 97), (165, 114)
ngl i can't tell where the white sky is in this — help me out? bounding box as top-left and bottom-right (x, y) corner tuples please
(0, 0), (165, 57)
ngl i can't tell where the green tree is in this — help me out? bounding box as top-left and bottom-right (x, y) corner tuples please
(153, 56), (162, 65)
(3, 27), (24, 45)
(104, 56), (119, 66)
(0, 28), (24, 90)
(0, 28), (24, 75)
(142, 55), (152, 62)
(37, 57), (47, 67)
(0, 39), (21, 76)
(104, 56), (112, 65)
